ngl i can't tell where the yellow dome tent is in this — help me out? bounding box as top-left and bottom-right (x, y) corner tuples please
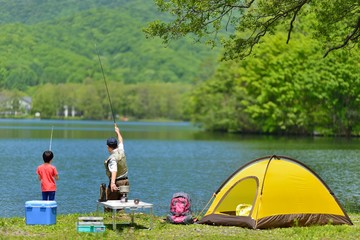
(198, 155), (353, 229)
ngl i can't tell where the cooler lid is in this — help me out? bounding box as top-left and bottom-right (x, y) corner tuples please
(25, 200), (57, 207)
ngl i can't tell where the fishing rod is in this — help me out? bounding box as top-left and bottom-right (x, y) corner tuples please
(95, 43), (116, 124)
(49, 126), (54, 151)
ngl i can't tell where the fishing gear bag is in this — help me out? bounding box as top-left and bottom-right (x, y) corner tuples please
(98, 183), (107, 202)
(166, 192), (194, 224)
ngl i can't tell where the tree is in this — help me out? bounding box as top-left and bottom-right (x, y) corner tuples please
(76, 83), (106, 120)
(187, 30), (360, 136)
(31, 84), (57, 118)
(144, 0), (359, 60)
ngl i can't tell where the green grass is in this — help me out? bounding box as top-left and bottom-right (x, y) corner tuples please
(1, 213), (359, 240)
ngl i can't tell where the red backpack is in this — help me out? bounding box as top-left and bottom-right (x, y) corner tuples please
(166, 192), (194, 224)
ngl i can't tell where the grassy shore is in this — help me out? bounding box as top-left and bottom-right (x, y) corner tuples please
(1, 212), (359, 239)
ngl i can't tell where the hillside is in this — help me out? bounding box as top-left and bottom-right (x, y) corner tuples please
(0, 0), (218, 90)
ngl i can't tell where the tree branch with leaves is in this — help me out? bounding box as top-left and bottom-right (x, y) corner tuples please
(144, 0), (359, 59)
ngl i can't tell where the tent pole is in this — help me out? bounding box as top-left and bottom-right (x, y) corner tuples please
(196, 193), (216, 220)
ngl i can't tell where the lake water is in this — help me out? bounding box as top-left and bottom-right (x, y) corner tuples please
(0, 119), (359, 218)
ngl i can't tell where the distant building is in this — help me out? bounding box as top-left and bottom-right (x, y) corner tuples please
(0, 94), (32, 116)
(20, 96), (32, 114)
(62, 105), (77, 118)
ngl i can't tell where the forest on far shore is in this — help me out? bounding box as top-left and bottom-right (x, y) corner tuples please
(0, 0), (217, 90)
(0, 1), (214, 122)
(1, 0), (360, 137)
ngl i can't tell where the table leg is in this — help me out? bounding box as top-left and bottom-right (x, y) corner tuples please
(131, 210), (135, 225)
(149, 207), (153, 229)
(112, 208), (116, 230)
(96, 202), (100, 216)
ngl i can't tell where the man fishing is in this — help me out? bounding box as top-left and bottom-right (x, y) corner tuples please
(104, 124), (129, 202)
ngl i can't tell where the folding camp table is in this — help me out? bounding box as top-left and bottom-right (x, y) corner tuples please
(97, 200), (153, 230)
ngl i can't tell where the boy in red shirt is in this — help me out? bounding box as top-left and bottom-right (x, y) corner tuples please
(36, 150), (59, 200)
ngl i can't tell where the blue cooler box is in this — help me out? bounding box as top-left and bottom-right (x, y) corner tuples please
(25, 200), (57, 225)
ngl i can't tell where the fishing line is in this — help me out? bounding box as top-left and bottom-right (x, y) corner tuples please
(95, 43), (116, 124)
(49, 126), (54, 151)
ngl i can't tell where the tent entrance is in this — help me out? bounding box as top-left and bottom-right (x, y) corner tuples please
(215, 176), (258, 216)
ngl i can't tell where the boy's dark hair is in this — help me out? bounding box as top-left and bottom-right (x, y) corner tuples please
(42, 150), (54, 163)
